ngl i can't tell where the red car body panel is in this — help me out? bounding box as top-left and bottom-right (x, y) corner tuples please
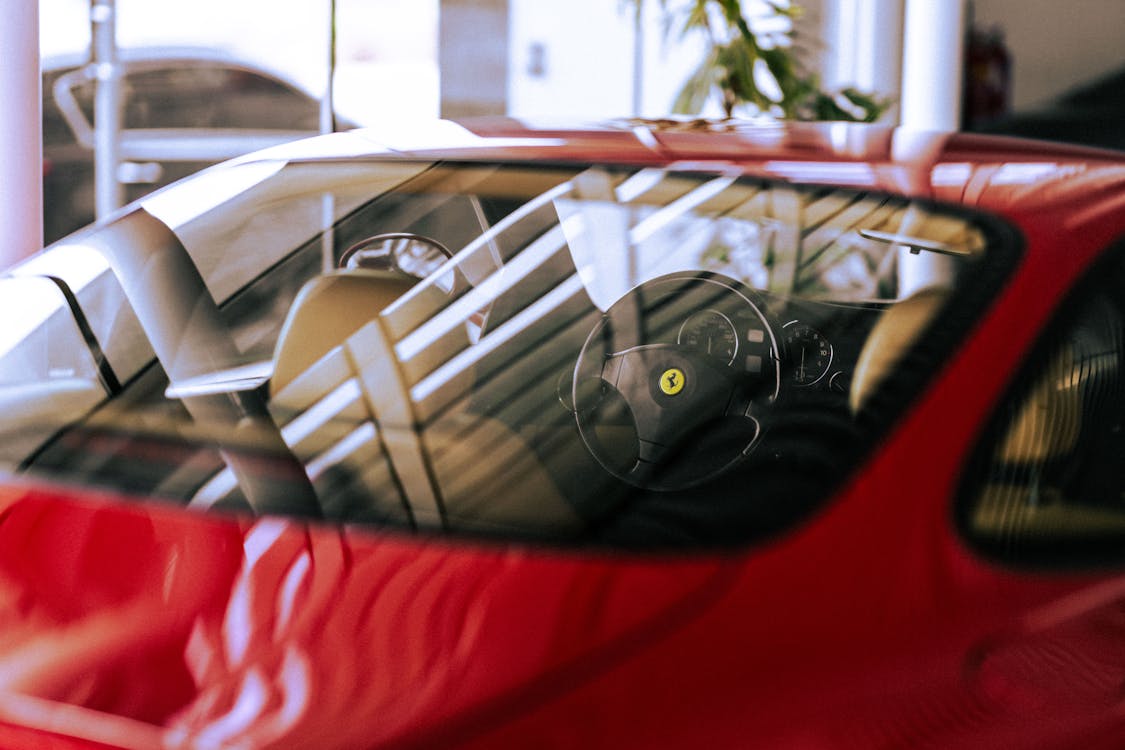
(2, 121), (1125, 748)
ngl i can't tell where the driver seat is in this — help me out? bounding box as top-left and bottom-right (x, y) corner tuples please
(268, 269), (580, 536)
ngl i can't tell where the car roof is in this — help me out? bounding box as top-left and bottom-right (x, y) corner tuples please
(246, 118), (1125, 217)
(461, 116), (1125, 167)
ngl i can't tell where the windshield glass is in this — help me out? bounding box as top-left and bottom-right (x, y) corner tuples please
(0, 276), (111, 465)
(14, 156), (1014, 548)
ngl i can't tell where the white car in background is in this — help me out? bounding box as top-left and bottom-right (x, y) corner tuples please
(42, 47), (345, 243)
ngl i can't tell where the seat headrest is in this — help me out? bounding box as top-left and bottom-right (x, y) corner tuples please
(271, 270), (416, 397)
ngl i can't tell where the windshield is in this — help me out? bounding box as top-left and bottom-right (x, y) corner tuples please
(9, 156), (1014, 547)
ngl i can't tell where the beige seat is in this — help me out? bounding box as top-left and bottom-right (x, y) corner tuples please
(994, 346), (1082, 463)
(851, 284), (1083, 459)
(849, 286), (950, 414)
(850, 285), (1084, 537)
(268, 269), (579, 535)
(270, 270), (417, 397)
(972, 343), (1085, 534)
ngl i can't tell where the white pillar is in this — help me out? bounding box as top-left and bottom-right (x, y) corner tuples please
(900, 0), (967, 130)
(92, 0), (124, 219)
(631, 0), (644, 116)
(822, 0), (904, 122)
(0, 0), (42, 266)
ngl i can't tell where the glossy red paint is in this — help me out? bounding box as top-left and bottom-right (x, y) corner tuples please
(2, 122), (1124, 749)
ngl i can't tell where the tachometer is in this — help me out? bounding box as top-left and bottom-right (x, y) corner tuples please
(678, 309), (738, 364)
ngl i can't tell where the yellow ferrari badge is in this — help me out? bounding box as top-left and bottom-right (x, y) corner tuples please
(659, 367), (686, 396)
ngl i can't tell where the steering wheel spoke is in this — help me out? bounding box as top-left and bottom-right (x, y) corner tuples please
(637, 440), (663, 464)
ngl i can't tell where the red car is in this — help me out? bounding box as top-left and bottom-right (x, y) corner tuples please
(1, 119), (1124, 749)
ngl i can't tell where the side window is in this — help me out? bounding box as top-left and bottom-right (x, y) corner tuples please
(960, 253), (1125, 565)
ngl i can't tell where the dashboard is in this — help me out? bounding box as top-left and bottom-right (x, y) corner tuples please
(555, 271), (884, 492)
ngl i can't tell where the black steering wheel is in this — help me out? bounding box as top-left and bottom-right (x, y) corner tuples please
(573, 272), (781, 490)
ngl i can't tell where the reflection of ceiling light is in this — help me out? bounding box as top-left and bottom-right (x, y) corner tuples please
(999, 163), (1093, 186)
(143, 160), (284, 229)
(630, 177), (736, 243)
(615, 169), (667, 203)
(991, 162), (1070, 185)
(395, 219), (576, 363)
(12, 242), (109, 288)
(763, 161), (876, 185)
(1, 245), (113, 357)
(0, 277), (74, 356)
(231, 131), (389, 163)
(931, 162), (972, 187)
(353, 121), (565, 153)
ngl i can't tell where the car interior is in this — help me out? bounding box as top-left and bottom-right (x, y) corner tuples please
(964, 267), (1125, 564)
(5, 159), (1008, 547)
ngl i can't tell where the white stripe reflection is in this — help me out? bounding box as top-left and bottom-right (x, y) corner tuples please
(411, 274), (586, 404)
(385, 181), (574, 324)
(395, 218), (579, 364)
(629, 176), (736, 244)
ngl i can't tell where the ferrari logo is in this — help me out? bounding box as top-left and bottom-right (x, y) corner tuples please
(659, 367), (686, 396)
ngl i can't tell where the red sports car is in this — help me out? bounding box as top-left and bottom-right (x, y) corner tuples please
(1, 118), (1124, 749)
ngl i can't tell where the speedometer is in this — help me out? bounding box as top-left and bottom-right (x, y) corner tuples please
(677, 309), (738, 364)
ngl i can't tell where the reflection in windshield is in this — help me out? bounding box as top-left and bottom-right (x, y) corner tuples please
(16, 158), (1008, 548)
(0, 277), (108, 465)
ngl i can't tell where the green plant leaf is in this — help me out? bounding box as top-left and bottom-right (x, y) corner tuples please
(673, 49), (724, 114)
(658, 0), (895, 122)
(682, 0), (712, 36)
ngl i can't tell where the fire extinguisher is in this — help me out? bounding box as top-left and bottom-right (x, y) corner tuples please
(963, 24), (1012, 129)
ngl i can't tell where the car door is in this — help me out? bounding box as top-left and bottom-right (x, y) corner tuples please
(957, 240), (1125, 726)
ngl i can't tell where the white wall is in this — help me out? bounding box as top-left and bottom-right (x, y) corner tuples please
(507, 0), (631, 118)
(440, 0), (507, 117)
(507, 0), (695, 119)
(1, 0), (41, 265)
(972, 0), (1125, 109)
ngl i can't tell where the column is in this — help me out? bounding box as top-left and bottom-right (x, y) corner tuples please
(900, 0), (967, 130)
(0, 0), (42, 265)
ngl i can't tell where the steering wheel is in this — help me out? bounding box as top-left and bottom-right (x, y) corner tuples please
(573, 272), (781, 490)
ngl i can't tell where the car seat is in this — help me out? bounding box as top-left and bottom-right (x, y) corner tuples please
(849, 285), (950, 414)
(268, 269), (580, 536)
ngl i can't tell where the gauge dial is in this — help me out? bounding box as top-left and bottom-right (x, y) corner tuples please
(782, 322), (833, 386)
(677, 310), (738, 364)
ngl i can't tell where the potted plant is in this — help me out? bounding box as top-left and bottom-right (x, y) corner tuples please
(640, 0), (891, 121)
